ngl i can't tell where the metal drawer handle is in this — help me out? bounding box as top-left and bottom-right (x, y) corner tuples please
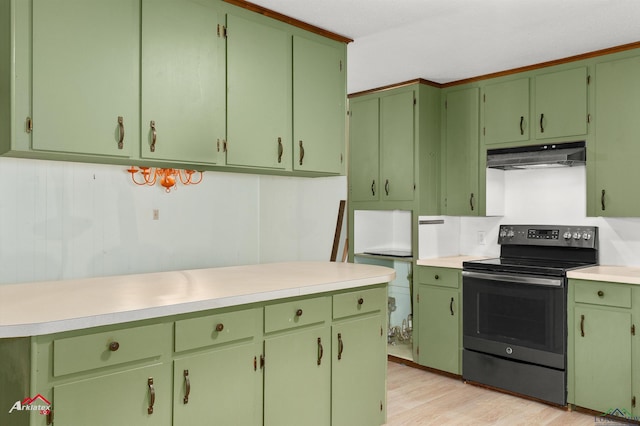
(296, 309), (303, 317)
(539, 113), (545, 133)
(299, 140), (305, 165)
(580, 314), (585, 337)
(109, 341), (120, 352)
(183, 370), (190, 404)
(337, 333), (344, 360)
(216, 323), (224, 332)
(357, 298), (364, 305)
(117, 116), (124, 149)
(147, 377), (155, 414)
(385, 179), (390, 196)
(371, 180), (375, 196)
(601, 189), (606, 211)
(277, 137), (283, 163)
(317, 337), (323, 365)
(597, 290), (604, 297)
(150, 120), (157, 152)
(470, 193), (475, 211)
(449, 297), (454, 316)
(434, 274), (440, 280)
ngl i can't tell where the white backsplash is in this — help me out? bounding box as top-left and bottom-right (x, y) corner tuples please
(0, 157), (347, 285)
(353, 209), (412, 254)
(421, 166), (640, 266)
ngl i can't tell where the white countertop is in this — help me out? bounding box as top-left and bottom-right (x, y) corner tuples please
(0, 262), (396, 338)
(416, 255), (490, 269)
(567, 265), (640, 285)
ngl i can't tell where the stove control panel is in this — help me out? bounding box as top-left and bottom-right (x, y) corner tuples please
(498, 225), (598, 248)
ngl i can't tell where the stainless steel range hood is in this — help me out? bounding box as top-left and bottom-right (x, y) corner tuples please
(487, 141), (586, 170)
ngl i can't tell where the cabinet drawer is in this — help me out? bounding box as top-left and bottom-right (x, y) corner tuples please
(333, 287), (386, 319)
(265, 296), (330, 333)
(574, 281), (632, 308)
(419, 266), (459, 288)
(175, 308), (260, 352)
(53, 323), (170, 377)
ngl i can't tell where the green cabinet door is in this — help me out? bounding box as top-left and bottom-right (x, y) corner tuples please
(53, 363), (171, 426)
(293, 35), (345, 174)
(483, 78), (529, 145)
(264, 326), (331, 426)
(31, 0), (139, 157)
(535, 67), (588, 140)
(574, 306), (632, 414)
(332, 315), (386, 426)
(226, 13), (291, 170)
(172, 342), (261, 426)
(141, 0), (223, 164)
(349, 97), (380, 202)
(380, 91), (415, 201)
(417, 285), (460, 374)
(443, 87), (479, 216)
(592, 56), (640, 217)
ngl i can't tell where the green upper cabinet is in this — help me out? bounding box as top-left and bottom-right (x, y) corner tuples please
(591, 56), (640, 217)
(31, 0), (140, 157)
(293, 35), (345, 174)
(140, 0), (224, 164)
(225, 13), (291, 170)
(349, 97), (380, 202)
(483, 78), (529, 145)
(534, 67), (588, 140)
(443, 87), (480, 216)
(380, 91), (416, 201)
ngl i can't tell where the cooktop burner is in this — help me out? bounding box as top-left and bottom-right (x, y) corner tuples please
(463, 257), (596, 277)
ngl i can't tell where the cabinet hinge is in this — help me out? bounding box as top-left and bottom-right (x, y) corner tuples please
(632, 324), (636, 336)
(483, 93), (486, 102)
(340, 153), (343, 164)
(416, 346), (419, 355)
(46, 410), (53, 425)
(413, 97), (417, 106)
(445, 100), (448, 109)
(587, 75), (591, 85)
(223, 139), (228, 152)
(380, 401), (384, 412)
(483, 127), (486, 136)
(587, 114), (591, 124)
(339, 60), (342, 71)
(217, 138), (220, 152)
(26, 116), (33, 133)
(217, 24), (227, 38)
(380, 326), (383, 336)
(260, 354), (265, 369)
(633, 396), (636, 408)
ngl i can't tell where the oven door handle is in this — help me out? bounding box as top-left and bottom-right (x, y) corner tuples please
(462, 271), (563, 287)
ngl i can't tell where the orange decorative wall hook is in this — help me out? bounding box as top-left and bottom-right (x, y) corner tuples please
(127, 166), (203, 192)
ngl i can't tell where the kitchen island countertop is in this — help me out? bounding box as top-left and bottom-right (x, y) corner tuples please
(567, 265), (640, 285)
(0, 261), (395, 338)
(416, 255), (491, 269)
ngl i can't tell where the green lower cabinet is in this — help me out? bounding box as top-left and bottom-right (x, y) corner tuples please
(573, 306), (632, 414)
(417, 284), (460, 374)
(172, 342), (262, 425)
(332, 315), (386, 426)
(53, 363), (172, 426)
(264, 326), (331, 426)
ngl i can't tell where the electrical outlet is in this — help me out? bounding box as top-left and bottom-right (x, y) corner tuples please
(153, 209), (159, 220)
(478, 231), (486, 245)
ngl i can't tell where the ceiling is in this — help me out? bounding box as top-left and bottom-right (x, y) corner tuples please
(248, 0), (640, 93)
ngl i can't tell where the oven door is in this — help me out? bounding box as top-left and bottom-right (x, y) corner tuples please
(462, 270), (566, 370)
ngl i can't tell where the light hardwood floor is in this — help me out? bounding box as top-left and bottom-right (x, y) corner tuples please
(385, 361), (599, 425)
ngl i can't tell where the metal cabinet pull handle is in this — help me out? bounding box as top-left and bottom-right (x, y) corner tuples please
(470, 193), (475, 211)
(597, 290), (604, 297)
(385, 179), (390, 196)
(150, 121), (157, 152)
(117, 116), (124, 149)
(296, 309), (303, 317)
(434, 274), (439, 280)
(108, 341), (120, 352)
(317, 337), (323, 365)
(371, 180), (376, 196)
(26, 116), (33, 133)
(299, 140), (304, 165)
(147, 377), (155, 414)
(539, 113), (544, 133)
(216, 323), (224, 332)
(337, 333), (344, 360)
(580, 314), (585, 337)
(519, 116), (524, 135)
(183, 370), (190, 404)
(601, 189), (606, 211)
(277, 137), (283, 163)
(449, 297), (454, 316)
(357, 297), (364, 305)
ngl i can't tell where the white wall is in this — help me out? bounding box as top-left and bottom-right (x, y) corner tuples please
(0, 157), (347, 285)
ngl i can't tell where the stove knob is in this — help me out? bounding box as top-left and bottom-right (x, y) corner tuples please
(507, 230), (515, 238)
(499, 229), (507, 238)
(583, 233), (592, 240)
(563, 232), (572, 240)
(573, 232), (582, 240)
